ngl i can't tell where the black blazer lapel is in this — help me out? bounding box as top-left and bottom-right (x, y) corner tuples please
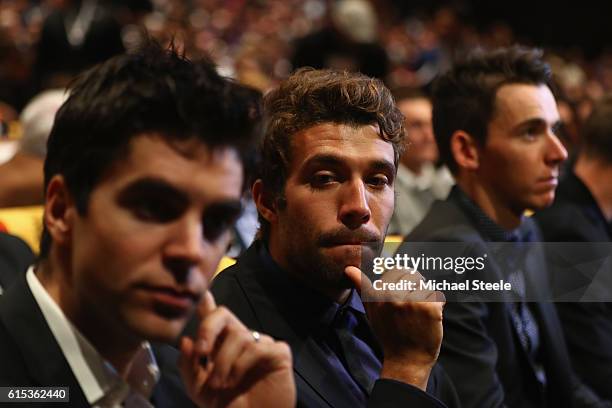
(522, 241), (575, 403)
(0, 273), (89, 407)
(229, 246), (365, 408)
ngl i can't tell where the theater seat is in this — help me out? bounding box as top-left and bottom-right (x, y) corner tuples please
(215, 256), (236, 276)
(0, 206), (44, 253)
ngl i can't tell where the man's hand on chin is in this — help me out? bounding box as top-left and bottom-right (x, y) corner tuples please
(345, 265), (445, 391)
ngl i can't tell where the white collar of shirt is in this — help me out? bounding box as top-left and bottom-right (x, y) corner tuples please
(397, 162), (438, 191)
(26, 267), (160, 408)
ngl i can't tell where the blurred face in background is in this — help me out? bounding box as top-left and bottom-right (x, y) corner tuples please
(398, 97), (438, 173)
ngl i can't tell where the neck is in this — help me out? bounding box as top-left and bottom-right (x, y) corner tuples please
(455, 177), (522, 230)
(575, 156), (612, 221)
(36, 256), (142, 377)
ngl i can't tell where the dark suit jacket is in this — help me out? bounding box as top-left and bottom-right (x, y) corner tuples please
(405, 186), (609, 408)
(535, 171), (612, 399)
(0, 232), (34, 293)
(0, 272), (195, 407)
(207, 241), (457, 408)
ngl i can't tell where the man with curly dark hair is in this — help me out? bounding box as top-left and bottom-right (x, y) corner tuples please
(209, 68), (459, 408)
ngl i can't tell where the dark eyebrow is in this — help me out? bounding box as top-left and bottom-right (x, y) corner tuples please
(118, 177), (188, 206)
(302, 154), (345, 169)
(303, 154), (396, 174)
(370, 159), (396, 176)
(514, 118), (561, 133)
(118, 178), (244, 222)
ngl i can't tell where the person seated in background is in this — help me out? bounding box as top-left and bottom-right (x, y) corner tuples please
(0, 41), (295, 408)
(291, 0), (389, 80)
(207, 68), (459, 408)
(387, 88), (453, 236)
(0, 89), (67, 208)
(536, 95), (612, 399)
(405, 45), (611, 408)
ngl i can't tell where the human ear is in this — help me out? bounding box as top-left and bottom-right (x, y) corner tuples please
(44, 175), (76, 247)
(450, 130), (480, 171)
(252, 179), (279, 224)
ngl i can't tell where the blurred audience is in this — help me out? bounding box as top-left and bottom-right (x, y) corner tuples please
(0, 89), (66, 208)
(1, 0), (610, 123)
(291, 0), (389, 79)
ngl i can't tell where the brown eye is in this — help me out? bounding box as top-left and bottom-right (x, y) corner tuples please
(202, 216), (232, 241)
(367, 174), (390, 188)
(202, 202), (242, 242)
(522, 127), (538, 141)
(131, 199), (182, 223)
(311, 172), (337, 188)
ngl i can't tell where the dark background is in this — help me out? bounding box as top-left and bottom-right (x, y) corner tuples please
(394, 0), (612, 58)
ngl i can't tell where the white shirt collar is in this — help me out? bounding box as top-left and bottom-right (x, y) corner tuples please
(26, 267), (160, 407)
(396, 162), (438, 191)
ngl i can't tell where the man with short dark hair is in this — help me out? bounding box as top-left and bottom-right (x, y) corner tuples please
(536, 95), (612, 399)
(209, 68), (459, 408)
(406, 46), (610, 407)
(0, 42), (295, 408)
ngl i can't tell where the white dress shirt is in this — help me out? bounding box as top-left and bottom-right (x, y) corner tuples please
(27, 267), (160, 407)
(388, 163), (454, 236)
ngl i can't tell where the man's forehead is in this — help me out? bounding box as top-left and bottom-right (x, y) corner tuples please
(292, 122), (395, 166)
(492, 83), (559, 124)
(105, 135), (243, 199)
(398, 98), (431, 116)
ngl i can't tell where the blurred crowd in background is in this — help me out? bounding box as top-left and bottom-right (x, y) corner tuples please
(1, 0), (611, 156)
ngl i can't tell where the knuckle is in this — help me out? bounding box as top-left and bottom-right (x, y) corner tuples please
(216, 305), (230, 315)
(278, 341), (292, 356)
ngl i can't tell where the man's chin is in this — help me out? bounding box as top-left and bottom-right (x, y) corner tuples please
(322, 244), (368, 265)
(128, 313), (189, 344)
(527, 193), (556, 211)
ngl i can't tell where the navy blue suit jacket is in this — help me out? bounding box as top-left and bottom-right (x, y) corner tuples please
(406, 187), (608, 408)
(207, 241), (458, 408)
(536, 171), (612, 400)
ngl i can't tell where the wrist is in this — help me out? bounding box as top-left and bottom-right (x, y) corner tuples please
(380, 358), (434, 391)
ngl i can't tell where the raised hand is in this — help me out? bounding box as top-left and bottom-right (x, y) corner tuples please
(345, 265), (445, 391)
(179, 291), (296, 408)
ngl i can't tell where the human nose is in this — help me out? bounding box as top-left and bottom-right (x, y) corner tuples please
(163, 218), (205, 282)
(545, 132), (568, 166)
(424, 122), (435, 142)
(338, 179), (371, 229)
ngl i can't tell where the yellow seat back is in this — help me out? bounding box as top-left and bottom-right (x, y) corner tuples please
(0, 206), (44, 253)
